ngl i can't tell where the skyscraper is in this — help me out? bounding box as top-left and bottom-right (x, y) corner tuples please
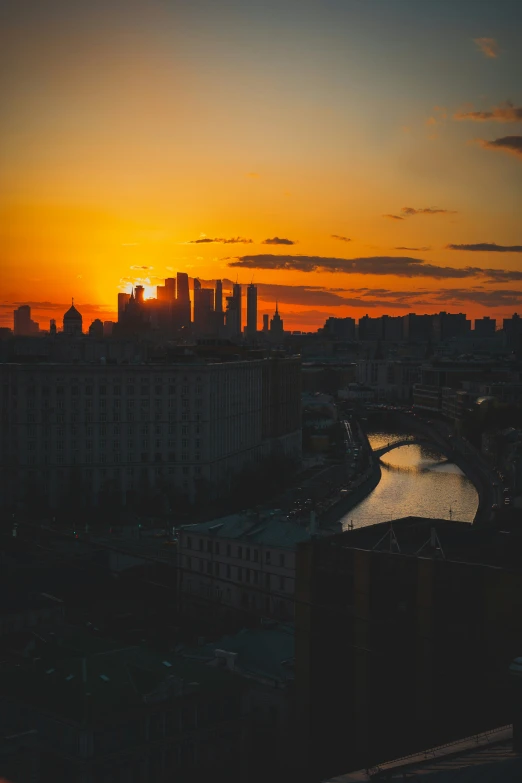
(117, 293), (131, 321)
(176, 272), (191, 329)
(246, 283), (257, 336)
(263, 314), (269, 332)
(215, 280), (223, 313)
(193, 280), (215, 334)
(13, 305), (39, 336)
(225, 284), (242, 338)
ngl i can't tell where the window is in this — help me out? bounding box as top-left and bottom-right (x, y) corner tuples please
(237, 567), (242, 582)
(186, 536), (192, 550)
(226, 565), (231, 579)
(226, 544), (231, 557)
(206, 560), (212, 574)
(207, 540), (212, 553)
(265, 550), (271, 564)
(253, 549), (259, 562)
(245, 547), (250, 561)
(185, 556), (192, 570)
(237, 546), (242, 559)
(253, 570), (259, 585)
(265, 573), (270, 589)
(215, 542), (220, 555)
(245, 569), (250, 583)
(279, 553), (285, 567)
(214, 562), (220, 576)
(279, 576), (285, 591)
(199, 539), (204, 551)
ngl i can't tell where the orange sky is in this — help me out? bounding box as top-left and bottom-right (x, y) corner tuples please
(1, 0), (521, 331)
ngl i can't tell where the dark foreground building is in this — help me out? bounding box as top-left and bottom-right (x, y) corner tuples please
(295, 517), (522, 781)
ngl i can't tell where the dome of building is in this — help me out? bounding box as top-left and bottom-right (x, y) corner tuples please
(64, 304), (82, 321)
(63, 300), (83, 336)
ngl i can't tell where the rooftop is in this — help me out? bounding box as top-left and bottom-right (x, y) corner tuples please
(326, 725), (521, 782)
(0, 625), (241, 726)
(183, 623), (295, 685)
(181, 512), (315, 549)
(312, 516), (522, 571)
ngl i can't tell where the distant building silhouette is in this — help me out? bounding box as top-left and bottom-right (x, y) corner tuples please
(50, 318), (57, 336)
(175, 272), (191, 330)
(323, 317), (355, 340)
(263, 314), (269, 332)
(193, 279), (214, 335)
(475, 316), (496, 337)
(225, 284), (242, 338)
(117, 293), (131, 320)
(62, 301), (82, 336)
(270, 303), (284, 337)
(246, 283), (257, 336)
(13, 305), (39, 336)
(215, 279), (223, 314)
(88, 318), (104, 338)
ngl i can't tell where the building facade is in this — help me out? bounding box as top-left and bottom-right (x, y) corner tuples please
(178, 512), (314, 622)
(0, 356), (302, 510)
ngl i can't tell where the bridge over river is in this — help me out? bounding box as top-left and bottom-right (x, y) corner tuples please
(373, 438), (455, 461)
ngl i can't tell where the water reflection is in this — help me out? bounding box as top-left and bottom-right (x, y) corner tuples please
(340, 431), (478, 530)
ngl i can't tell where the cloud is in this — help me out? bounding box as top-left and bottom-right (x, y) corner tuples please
(401, 206), (456, 216)
(395, 246), (431, 251)
(473, 37), (499, 58)
(433, 288), (522, 308)
(448, 243), (522, 253)
(384, 207), (456, 220)
(189, 236), (253, 244)
(455, 101), (522, 122)
(331, 235), (352, 242)
(262, 237), (296, 245)
(479, 136), (522, 159)
(228, 253), (522, 282)
(130, 265), (154, 270)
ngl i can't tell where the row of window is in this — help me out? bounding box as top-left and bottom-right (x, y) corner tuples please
(184, 536), (286, 566)
(7, 383), (204, 396)
(185, 557), (288, 590)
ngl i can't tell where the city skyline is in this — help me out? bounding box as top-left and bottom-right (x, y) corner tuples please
(2, 0), (522, 330)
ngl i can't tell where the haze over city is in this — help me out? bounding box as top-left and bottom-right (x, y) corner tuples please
(2, 0), (522, 331)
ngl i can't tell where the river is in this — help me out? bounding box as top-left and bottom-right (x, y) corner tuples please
(340, 431), (479, 530)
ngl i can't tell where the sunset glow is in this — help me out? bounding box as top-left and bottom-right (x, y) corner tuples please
(1, 0), (521, 331)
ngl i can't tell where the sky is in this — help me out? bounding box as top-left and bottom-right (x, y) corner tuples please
(1, 0), (521, 331)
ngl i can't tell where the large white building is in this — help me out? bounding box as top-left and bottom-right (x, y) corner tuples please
(0, 356), (301, 510)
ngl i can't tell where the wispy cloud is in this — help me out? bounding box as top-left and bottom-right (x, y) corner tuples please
(395, 246), (431, 251)
(384, 207), (456, 220)
(448, 243), (522, 253)
(473, 37), (499, 59)
(331, 235), (352, 242)
(189, 236), (253, 244)
(130, 265), (154, 270)
(402, 207), (456, 216)
(262, 237), (296, 245)
(479, 136), (522, 159)
(455, 101), (522, 122)
(228, 253), (522, 281)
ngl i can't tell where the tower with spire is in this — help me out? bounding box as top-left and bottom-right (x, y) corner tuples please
(270, 301), (284, 337)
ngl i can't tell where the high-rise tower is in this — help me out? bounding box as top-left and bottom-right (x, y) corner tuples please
(246, 283), (257, 336)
